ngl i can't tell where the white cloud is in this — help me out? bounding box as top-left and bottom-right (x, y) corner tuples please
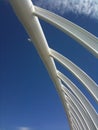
(34, 0), (98, 19)
(18, 127), (31, 130)
(17, 127), (36, 130)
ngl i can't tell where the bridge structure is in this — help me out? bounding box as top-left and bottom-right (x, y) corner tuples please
(10, 0), (98, 129)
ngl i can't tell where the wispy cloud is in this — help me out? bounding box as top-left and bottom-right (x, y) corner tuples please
(34, 0), (98, 19)
(17, 127), (37, 130)
(18, 127), (31, 130)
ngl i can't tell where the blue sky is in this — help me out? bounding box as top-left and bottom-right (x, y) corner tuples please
(0, 0), (98, 130)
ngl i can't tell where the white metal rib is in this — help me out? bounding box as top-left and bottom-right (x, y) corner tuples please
(65, 95), (89, 130)
(9, 1), (73, 129)
(9, 1), (98, 129)
(70, 115), (80, 130)
(61, 84), (96, 129)
(34, 6), (98, 58)
(57, 70), (98, 128)
(50, 48), (98, 103)
(65, 97), (85, 130)
(70, 108), (83, 130)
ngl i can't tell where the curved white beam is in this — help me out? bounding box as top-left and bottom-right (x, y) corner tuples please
(65, 96), (89, 130)
(50, 48), (98, 102)
(57, 70), (98, 128)
(9, 0), (98, 129)
(9, 1), (73, 129)
(70, 114), (80, 130)
(34, 6), (98, 58)
(65, 95), (88, 130)
(70, 111), (83, 130)
(72, 123), (78, 130)
(61, 85), (96, 129)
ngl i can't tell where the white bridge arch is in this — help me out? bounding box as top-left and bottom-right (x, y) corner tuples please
(10, 0), (98, 130)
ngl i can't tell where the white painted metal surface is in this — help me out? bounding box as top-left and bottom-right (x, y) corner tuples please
(65, 96), (89, 130)
(57, 70), (98, 127)
(10, 0), (98, 129)
(34, 6), (98, 58)
(62, 85), (96, 129)
(50, 48), (98, 103)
